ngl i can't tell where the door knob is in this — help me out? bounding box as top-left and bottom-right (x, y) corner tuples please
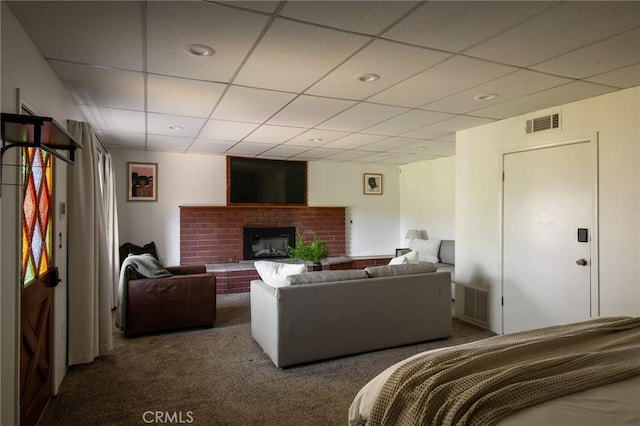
(576, 258), (588, 266)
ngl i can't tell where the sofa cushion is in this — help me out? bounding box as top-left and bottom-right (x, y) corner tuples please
(365, 262), (437, 278)
(388, 250), (419, 265)
(286, 269), (368, 285)
(410, 238), (441, 263)
(435, 263), (455, 281)
(439, 240), (455, 265)
(254, 261), (306, 288)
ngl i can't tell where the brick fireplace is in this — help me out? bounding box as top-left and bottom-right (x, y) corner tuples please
(179, 206), (346, 265)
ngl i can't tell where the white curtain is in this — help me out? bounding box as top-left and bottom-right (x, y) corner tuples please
(67, 120), (118, 364)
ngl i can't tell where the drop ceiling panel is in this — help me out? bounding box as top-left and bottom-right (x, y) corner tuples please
(356, 152), (404, 164)
(6, 1), (144, 70)
(402, 116), (495, 139)
(147, 75), (226, 118)
(389, 140), (455, 155)
(286, 129), (350, 146)
(305, 40), (452, 100)
(95, 131), (146, 149)
(363, 137), (425, 152)
(382, 1), (550, 53)
(226, 142), (275, 156)
(292, 147), (343, 160)
(200, 120), (259, 141)
(189, 138), (237, 154)
(363, 109), (456, 136)
(146, 2), (269, 81)
(426, 70), (572, 114)
(323, 150), (377, 162)
(531, 28), (640, 79)
(465, 2), (640, 67)
(49, 60), (144, 110)
(147, 113), (206, 138)
(212, 85), (296, 123)
(243, 125), (306, 144)
(234, 18), (370, 92)
(317, 103), (409, 132)
(216, 1), (281, 14)
(146, 134), (194, 152)
(369, 56), (518, 108)
(90, 108), (146, 133)
(321, 133), (387, 150)
(261, 145), (310, 158)
(586, 63), (640, 89)
(267, 95), (356, 127)
(279, 1), (419, 35)
(473, 81), (617, 119)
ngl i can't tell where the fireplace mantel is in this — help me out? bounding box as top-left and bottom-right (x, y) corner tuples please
(180, 205), (346, 265)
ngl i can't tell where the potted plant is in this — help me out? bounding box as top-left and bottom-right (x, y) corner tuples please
(288, 231), (329, 271)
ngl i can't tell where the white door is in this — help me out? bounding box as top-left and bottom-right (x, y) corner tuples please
(502, 140), (596, 334)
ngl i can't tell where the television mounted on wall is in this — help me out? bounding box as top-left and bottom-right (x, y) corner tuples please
(227, 156), (307, 206)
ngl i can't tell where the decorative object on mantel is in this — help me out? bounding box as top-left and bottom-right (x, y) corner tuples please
(288, 231), (329, 271)
(363, 173), (383, 195)
(127, 162), (157, 202)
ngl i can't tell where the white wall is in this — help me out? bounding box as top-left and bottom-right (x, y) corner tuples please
(1, 2), (83, 424)
(455, 87), (640, 333)
(399, 157), (455, 242)
(110, 148), (402, 265)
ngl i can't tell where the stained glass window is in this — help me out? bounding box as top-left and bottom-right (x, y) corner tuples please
(21, 147), (53, 286)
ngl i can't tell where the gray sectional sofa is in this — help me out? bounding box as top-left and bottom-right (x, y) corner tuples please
(250, 264), (452, 368)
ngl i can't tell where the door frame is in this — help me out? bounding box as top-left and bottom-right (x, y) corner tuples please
(499, 133), (600, 334)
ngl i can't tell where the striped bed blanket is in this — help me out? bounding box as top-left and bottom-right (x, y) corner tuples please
(367, 316), (640, 426)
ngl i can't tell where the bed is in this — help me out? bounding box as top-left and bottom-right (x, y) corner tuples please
(349, 316), (640, 426)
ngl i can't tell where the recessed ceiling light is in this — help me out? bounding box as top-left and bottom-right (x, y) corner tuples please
(309, 138), (323, 142)
(169, 125), (184, 130)
(354, 73), (380, 83)
(184, 44), (215, 57)
(473, 93), (498, 101)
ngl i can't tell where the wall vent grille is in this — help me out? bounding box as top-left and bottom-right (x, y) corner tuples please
(463, 286), (489, 325)
(526, 112), (560, 134)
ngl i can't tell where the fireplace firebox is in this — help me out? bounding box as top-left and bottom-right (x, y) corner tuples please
(243, 227), (296, 260)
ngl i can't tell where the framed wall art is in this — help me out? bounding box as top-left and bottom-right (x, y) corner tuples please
(363, 173), (383, 195)
(128, 162), (157, 201)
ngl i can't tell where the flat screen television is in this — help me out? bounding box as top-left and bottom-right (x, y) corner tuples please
(227, 156), (307, 205)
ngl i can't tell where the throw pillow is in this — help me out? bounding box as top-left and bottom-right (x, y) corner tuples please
(365, 262), (437, 278)
(410, 238), (441, 263)
(254, 261), (306, 288)
(119, 241), (159, 267)
(388, 250), (419, 265)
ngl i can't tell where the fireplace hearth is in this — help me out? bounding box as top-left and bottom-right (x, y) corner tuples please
(243, 227), (296, 260)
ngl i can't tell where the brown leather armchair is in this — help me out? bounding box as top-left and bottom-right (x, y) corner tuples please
(125, 265), (216, 336)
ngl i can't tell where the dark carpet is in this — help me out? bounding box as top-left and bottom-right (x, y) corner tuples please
(39, 293), (494, 426)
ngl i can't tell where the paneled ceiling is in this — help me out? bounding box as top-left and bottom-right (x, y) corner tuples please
(7, 1), (640, 164)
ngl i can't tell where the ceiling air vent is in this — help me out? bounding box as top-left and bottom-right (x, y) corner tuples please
(526, 112), (560, 134)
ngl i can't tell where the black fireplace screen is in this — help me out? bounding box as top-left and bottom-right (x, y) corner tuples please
(243, 227), (296, 260)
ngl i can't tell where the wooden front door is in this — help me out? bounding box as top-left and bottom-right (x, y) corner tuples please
(20, 268), (57, 426)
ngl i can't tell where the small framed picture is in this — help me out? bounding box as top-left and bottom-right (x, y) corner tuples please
(363, 173), (383, 195)
(127, 162), (157, 201)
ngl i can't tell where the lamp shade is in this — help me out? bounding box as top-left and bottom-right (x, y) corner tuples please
(404, 229), (421, 239)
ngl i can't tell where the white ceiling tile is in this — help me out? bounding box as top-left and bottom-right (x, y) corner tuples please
(317, 103), (409, 132)
(147, 113), (206, 138)
(7, 1), (144, 70)
(261, 145), (310, 158)
(292, 148), (344, 160)
(87, 107), (146, 133)
(244, 125), (306, 144)
(95, 130), (146, 148)
(472, 81), (618, 120)
(389, 140), (456, 155)
(466, 2), (640, 67)
(49, 61), (144, 110)
(356, 151), (405, 163)
(321, 133), (387, 150)
(216, 1), (281, 14)
(234, 18), (370, 92)
(146, 134), (193, 152)
(369, 56), (518, 108)
(426, 70), (572, 114)
(146, 2), (269, 82)
(585, 63), (640, 89)
(361, 137), (424, 152)
(383, 1), (550, 52)
(200, 120), (259, 141)
(226, 142), (276, 156)
(267, 95), (356, 127)
(363, 109), (456, 136)
(188, 138), (236, 154)
(286, 129), (350, 146)
(212, 85), (296, 123)
(402, 116), (495, 139)
(323, 150), (377, 162)
(306, 40), (452, 100)
(280, 1), (419, 35)
(147, 75), (226, 118)
(531, 28), (640, 79)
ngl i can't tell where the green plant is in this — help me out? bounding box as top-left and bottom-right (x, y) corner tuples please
(288, 231), (328, 265)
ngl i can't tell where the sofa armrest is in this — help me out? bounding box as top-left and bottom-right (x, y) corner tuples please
(250, 280), (280, 365)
